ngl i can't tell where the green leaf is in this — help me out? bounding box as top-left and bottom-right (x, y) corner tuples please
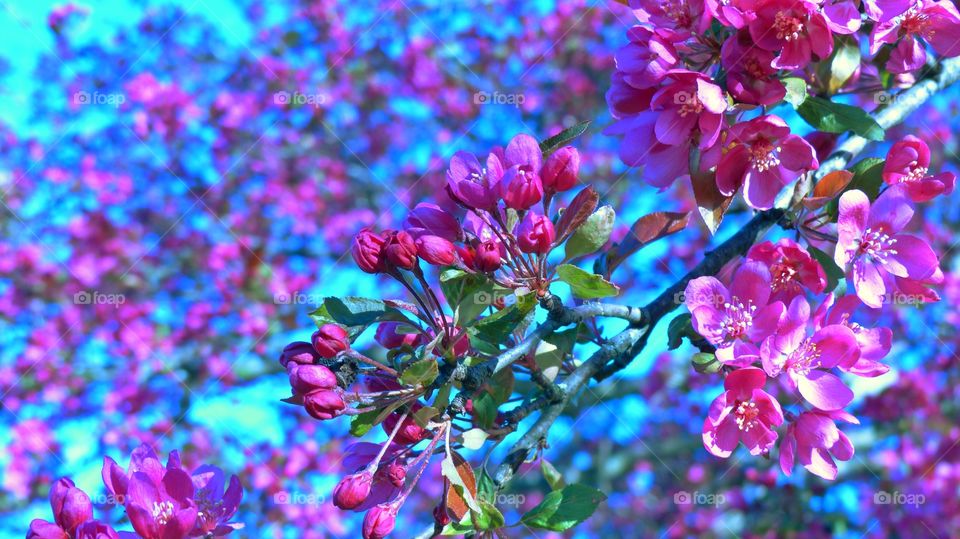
(440, 515), (474, 536)
(565, 205), (615, 260)
(667, 313), (695, 350)
(349, 409), (378, 437)
(539, 120), (590, 156)
(521, 483), (607, 532)
(824, 158), (885, 219)
(324, 296), (407, 326)
(782, 77), (807, 108)
(473, 293), (537, 343)
(556, 264), (620, 299)
(808, 245), (845, 293)
(307, 304), (335, 328)
(796, 96), (884, 141)
(827, 38), (861, 93)
(476, 468), (496, 503)
(473, 499), (505, 531)
(472, 392), (498, 429)
(400, 359), (439, 387)
(691, 352), (722, 374)
(541, 459), (566, 491)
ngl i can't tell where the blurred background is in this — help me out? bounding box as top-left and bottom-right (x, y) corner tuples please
(1, 1), (959, 537)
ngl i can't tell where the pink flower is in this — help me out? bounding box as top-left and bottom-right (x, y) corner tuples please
(761, 297), (860, 411)
(720, 31), (785, 106)
(312, 324), (350, 359)
(404, 203), (461, 242)
(287, 363), (338, 395)
(126, 468), (197, 539)
(813, 294), (892, 378)
(629, 0), (710, 36)
(445, 151), (502, 209)
(501, 134), (544, 210)
(382, 230), (418, 270)
(515, 211), (555, 255)
(749, 0), (859, 69)
(303, 389), (346, 420)
(780, 409), (858, 480)
(835, 187), (940, 308)
(717, 115), (818, 209)
(747, 239), (827, 302)
(882, 135), (956, 202)
(702, 368), (784, 457)
(352, 229), (387, 274)
(278, 341), (321, 368)
(474, 240), (502, 273)
(362, 503), (398, 539)
(375, 322), (423, 349)
(613, 27), (679, 89)
(333, 471), (373, 510)
(685, 260), (785, 366)
(415, 235), (456, 266)
(870, 0), (960, 73)
(540, 146), (580, 192)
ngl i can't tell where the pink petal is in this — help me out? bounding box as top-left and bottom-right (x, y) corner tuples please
(731, 260), (772, 306)
(797, 370), (854, 410)
(835, 190), (869, 267)
(810, 324), (860, 369)
(853, 258), (887, 309)
(889, 234), (939, 280)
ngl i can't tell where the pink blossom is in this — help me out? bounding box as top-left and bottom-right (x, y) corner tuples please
(780, 409), (858, 480)
(870, 0), (960, 73)
(835, 187), (940, 308)
(702, 367), (784, 457)
(720, 31), (785, 106)
(746, 239), (827, 302)
(629, 0), (710, 36)
(515, 211), (555, 255)
(716, 115), (818, 209)
(882, 135), (956, 202)
(748, 0), (859, 69)
(613, 27), (679, 89)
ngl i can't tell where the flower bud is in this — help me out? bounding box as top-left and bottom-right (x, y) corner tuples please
(75, 521), (120, 539)
(501, 165), (544, 210)
(433, 504), (451, 527)
(385, 462), (406, 488)
(288, 363), (338, 395)
(375, 322), (422, 349)
(540, 146), (580, 192)
(279, 341), (320, 368)
(383, 230), (418, 270)
(352, 229), (387, 273)
(312, 324), (349, 359)
(382, 411), (428, 445)
(456, 245), (475, 268)
(51, 478), (92, 534)
(303, 389), (346, 420)
(404, 203), (461, 241)
(516, 211), (555, 255)
(363, 503), (398, 539)
(474, 240), (502, 273)
(333, 471), (373, 510)
(27, 520), (68, 539)
(416, 235), (456, 266)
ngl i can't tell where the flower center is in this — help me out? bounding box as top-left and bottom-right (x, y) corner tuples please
(677, 94), (704, 117)
(744, 56), (767, 78)
(774, 11), (805, 41)
(787, 339), (822, 376)
(663, 0), (693, 29)
(719, 297), (756, 342)
(899, 4), (930, 35)
(152, 500), (175, 526)
(734, 400), (760, 431)
(903, 161), (929, 182)
(858, 227), (898, 263)
(750, 140), (782, 172)
(468, 169), (487, 184)
(770, 261), (798, 291)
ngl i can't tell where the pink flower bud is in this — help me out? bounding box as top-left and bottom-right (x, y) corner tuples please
(27, 520), (68, 539)
(415, 235), (456, 266)
(352, 228), (387, 273)
(433, 504), (451, 527)
(288, 363), (338, 395)
(375, 322), (423, 349)
(50, 478), (92, 534)
(456, 245), (475, 269)
(75, 521), (120, 539)
(383, 230), (418, 270)
(474, 240), (502, 273)
(385, 462), (406, 488)
(404, 203), (461, 241)
(333, 471), (373, 510)
(516, 211), (555, 255)
(362, 503), (398, 539)
(540, 146), (580, 192)
(382, 411), (428, 445)
(312, 324), (349, 359)
(303, 389), (346, 420)
(279, 341), (320, 368)
(501, 165), (544, 210)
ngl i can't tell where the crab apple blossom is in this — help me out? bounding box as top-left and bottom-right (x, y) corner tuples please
(375, 321), (424, 349)
(474, 240), (503, 272)
(747, 239), (827, 302)
(748, 0), (859, 69)
(333, 471), (373, 510)
(515, 211), (556, 254)
(125, 469), (198, 539)
(629, 0), (710, 36)
(882, 135), (956, 202)
(303, 389), (347, 420)
(540, 146), (581, 192)
(362, 502), (399, 539)
(703, 368), (784, 457)
(720, 30), (786, 106)
(353, 229), (388, 273)
(813, 294), (893, 377)
(278, 341), (321, 368)
(869, 0), (960, 73)
(404, 203), (462, 241)
(780, 409), (858, 480)
(383, 230), (419, 270)
(190, 465), (243, 536)
(614, 26), (679, 89)
(685, 260), (785, 366)
(288, 363), (338, 395)
(415, 235), (456, 266)
(75, 521), (120, 539)
(445, 151), (502, 209)
(717, 115), (819, 209)
(835, 187), (941, 308)
(312, 324), (350, 358)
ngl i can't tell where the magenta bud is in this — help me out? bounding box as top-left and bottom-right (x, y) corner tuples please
(352, 228), (387, 273)
(404, 203), (461, 241)
(501, 165), (544, 210)
(515, 211), (555, 255)
(362, 503), (398, 539)
(279, 341), (321, 368)
(333, 471), (373, 510)
(288, 363), (338, 395)
(303, 389), (346, 420)
(416, 235), (456, 266)
(75, 521), (120, 539)
(383, 230), (418, 270)
(27, 520), (68, 539)
(385, 462), (406, 488)
(51, 478), (92, 534)
(312, 324), (350, 359)
(540, 146), (580, 192)
(474, 240), (502, 273)
(375, 322), (422, 349)
(382, 412), (428, 445)
(433, 504), (451, 527)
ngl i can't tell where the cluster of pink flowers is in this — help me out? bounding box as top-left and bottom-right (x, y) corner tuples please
(606, 0), (960, 208)
(686, 137), (951, 478)
(28, 444), (242, 539)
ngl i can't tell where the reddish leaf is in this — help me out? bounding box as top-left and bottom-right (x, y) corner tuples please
(802, 170), (854, 210)
(554, 186), (599, 243)
(443, 451), (478, 520)
(606, 211), (691, 275)
(690, 168), (732, 235)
